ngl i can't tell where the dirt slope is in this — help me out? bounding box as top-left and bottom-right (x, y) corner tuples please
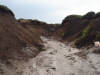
(0, 5), (47, 60)
(56, 12), (100, 47)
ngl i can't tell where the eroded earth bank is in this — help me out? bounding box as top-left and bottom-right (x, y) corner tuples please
(1, 5), (100, 75)
(1, 37), (100, 75)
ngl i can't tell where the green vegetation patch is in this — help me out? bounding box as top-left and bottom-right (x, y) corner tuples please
(96, 32), (100, 39)
(61, 32), (65, 37)
(39, 47), (46, 51)
(81, 26), (90, 38)
(74, 26), (90, 47)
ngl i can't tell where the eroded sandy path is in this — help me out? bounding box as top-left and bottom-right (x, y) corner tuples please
(38, 37), (100, 75)
(1, 37), (100, 75)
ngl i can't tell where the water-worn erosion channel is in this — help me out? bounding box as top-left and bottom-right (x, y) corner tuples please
(0, 37), (100, 75)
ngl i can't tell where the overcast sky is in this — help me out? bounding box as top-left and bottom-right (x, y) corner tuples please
(0, 0), (100, 23)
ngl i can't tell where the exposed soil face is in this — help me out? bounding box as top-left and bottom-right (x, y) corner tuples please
(55, 12), (100, 48)
(0, 6), (48, 60)
(0, 5), (58, 61)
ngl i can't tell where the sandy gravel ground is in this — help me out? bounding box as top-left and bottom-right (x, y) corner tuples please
(0, 36), (100, 75)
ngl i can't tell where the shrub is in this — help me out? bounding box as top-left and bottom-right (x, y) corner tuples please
(61, 32), (65, 37)
(74, 38), (80, 45)
(82, 11), (96, 20)
(39, 47), (46, 51)
(67, 15), (82, 18)
(74, 26), (90, 48)
(96, 12), (100, 15)
(74, 37), (84, 48)
(81, 26), (90, 38)
(96, 32), (100, 40)
(0, 5), (14, 16)
(62, 15), (82, 24)
(96, 12), (100, 18)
